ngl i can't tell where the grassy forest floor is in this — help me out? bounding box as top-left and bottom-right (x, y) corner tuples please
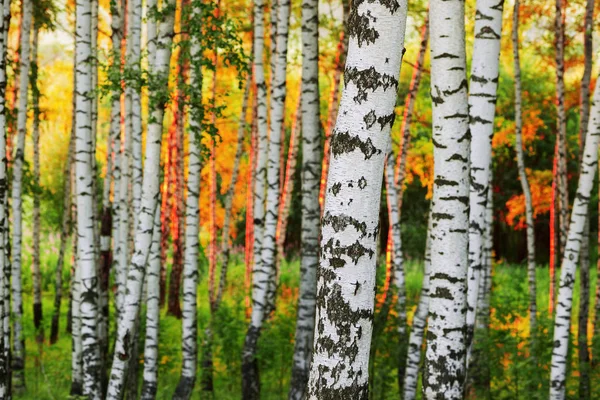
(13, 253), (600, 399)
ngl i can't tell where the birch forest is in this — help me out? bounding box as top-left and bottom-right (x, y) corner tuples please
(0, 0), (598, 397)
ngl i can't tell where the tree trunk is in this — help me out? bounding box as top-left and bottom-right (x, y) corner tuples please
(465, 0), (504, 356)
(10, 0), (32, 390)
(554, 0), (568, 258)
(306, 0), (408, 397)
(106, 1), (175, 396)
(241, 0), (274, 392)
(70, 243), (83, 397)
(423, 0), (470, 397)
(141, 200), (161, 400)
(31, 22), (43, 344)
(549, 69), (600, 400)
(513, 0), (537, 339)
(403, 213), (432, 400)
(288, 0), (321, 393)
(550, 149), (558, 313)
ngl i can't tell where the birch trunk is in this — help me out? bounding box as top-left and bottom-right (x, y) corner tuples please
(106, 1), (175, 396)
(288, 0), (320, 391)
(306, 0), (409, 396)
(423, 0), (470, 397)
(549, 71), (600, 400)
(465, 0), (503, 354)
(0, 0), (9, 394)
(403, 215), (432, 400)
(75, 0), (102, 395)
(10, 0), (32, 389)
(577, 0), (594, 396)
(128, 0), (143, 221)
(173, 21), (201, 400)
(70, 249), (83, 397)
(240, 0), (272, 391)
(513, 0), (536, 337)
(31, 23), (43, 343)
(50, 126), (74, 344)
(554, 0), (568, 256)
(141, 201), (161, 400)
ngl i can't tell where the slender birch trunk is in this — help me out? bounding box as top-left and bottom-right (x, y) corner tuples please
(141, 201), (161, 400)
(423, 0), (470, 397)
(128, 0), (143, 221)
(173, 18), (201, 400)
(549, 69), (600, 400)
(75, 0), (102, 395)
(403, 214), (432, 400)
(288, 0), (321, 392)
(50, 127), (74, 345)
(31, 22), (43, 344)
(477, 174), (493, 332)
(306, 0), (408, 396)
(465, 0), (504, 354)
(0, 0), (9, 394)
(240, 0), (272, 391)
(10, 0), (32, 389)
(554, 0), (568, 256)
(70, 245), (83, 397)
(577, 0), (594, 395)
(513, 0), (536, 337)
(106, 1), (175, 396)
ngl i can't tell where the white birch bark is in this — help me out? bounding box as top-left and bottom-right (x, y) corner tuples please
(465, 0), (503, 353)
(288, 0), (320, 392)
(513, 0), (536, 336)
(0, 0), (8, 394)
(106, 1), (175, 396)
(70, 253), (83, 396)
(241, 0), (273, 392)
(403, 215), (432, 400)
(141, 201), (161, 400)
(549, 66), (600, 400)
(306, 0), (408, 396)
(173, 23), (202, 400)
(10, 0), (32, 388)
(128, 0), (143, 221)
(423, 0), (470, 397)
(74, 0), (102, 395)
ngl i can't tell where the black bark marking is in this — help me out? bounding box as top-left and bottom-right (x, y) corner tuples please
(331, 131), (381, 159)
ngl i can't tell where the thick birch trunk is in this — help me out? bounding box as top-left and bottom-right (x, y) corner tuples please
(306, 0), (408, 396)
(106, 1), (175, 396)
(465, 0), (504, 354)
(10, 0), (32, 389)
(513, 0), (536, 338)
(75, 0), (102, 395)
(403, 215), (432, 400)
(549, 72), (600, 400)
(423, 0), (470, 397)
(288, 0), (321, 392)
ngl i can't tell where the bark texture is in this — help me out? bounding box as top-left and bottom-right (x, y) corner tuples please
(306, 0), (408, 396)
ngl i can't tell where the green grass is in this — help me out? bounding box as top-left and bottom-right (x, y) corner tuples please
(12, 254), (600, 399)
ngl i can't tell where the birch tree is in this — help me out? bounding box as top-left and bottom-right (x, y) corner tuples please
(106, 0), (175, 396)
(288, 0), (320, 392)
(549, 67), (600, 400)
(404, 215), (432, 400)
(306, 0), (408, 396)
(465, 0), (504, 355)
(513, 0), (536, 340)
(173, 12), (201, 400)
(141, 202), (161, 400)
(10, 0), (33, 388)
(423, 0), (470, 397)
(74, 0), (102, 395)
(241, 0), (283, 390)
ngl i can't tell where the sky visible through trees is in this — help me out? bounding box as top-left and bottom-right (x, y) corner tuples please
(0, 0), (597, 398)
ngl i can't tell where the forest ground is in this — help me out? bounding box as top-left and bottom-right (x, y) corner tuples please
(13, 245), (600, 399)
